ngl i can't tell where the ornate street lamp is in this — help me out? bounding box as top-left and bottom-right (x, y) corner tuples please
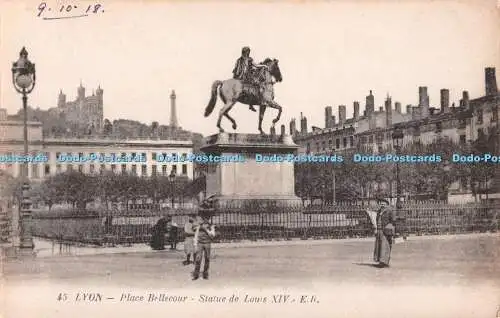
(169, 170), (176, 208)
(392, 127), (405, 239)
(11, 47), (36, 251)
(392, 127), (404, 209)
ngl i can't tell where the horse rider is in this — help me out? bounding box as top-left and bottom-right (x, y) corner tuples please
(232, 46), (268, 111)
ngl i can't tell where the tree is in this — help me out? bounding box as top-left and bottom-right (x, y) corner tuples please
(150, 121), (160, 138)
(97, 171), (122, 209)
(103, 118), (113, 135)
(2, 176), (23, 207)
(54, 171), (96, 210)
(115, 173), (146, 208)
(31, 177), (62, 210)
(469, 132), (497, 200)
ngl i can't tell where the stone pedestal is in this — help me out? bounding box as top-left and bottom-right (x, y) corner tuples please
(200, 133), (301, 205)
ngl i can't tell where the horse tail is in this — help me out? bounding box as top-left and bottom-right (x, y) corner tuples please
(204, 80), (223, 117)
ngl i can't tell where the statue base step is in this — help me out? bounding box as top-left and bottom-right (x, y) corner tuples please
(208, 194), (302, 207)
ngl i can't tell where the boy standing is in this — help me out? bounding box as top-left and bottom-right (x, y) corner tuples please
(183, 216), (196, 265)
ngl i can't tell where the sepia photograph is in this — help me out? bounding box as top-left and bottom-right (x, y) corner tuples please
(0, 1), (499, 317)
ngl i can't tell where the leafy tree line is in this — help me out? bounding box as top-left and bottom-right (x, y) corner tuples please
(295, 133), (499, 203)
(5, 171), (203, 211)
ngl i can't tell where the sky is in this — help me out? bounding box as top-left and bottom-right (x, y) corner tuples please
(1, 0), (499, 136)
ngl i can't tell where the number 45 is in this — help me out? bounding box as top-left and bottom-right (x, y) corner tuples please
(57, 293), (68, 301)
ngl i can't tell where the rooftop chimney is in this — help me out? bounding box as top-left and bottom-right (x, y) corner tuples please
(353, 101), (360, 121)
(331, 115), (336, 126)
(280, 124), (285, 136)
(485, 67), (498, 96)
(289, 118), (296, 135)
(385, 95), (392, 127)
(406, 105), (412, 114)
(440, 89), (450, 113)
(338, 105), (346, 126)
(419, 86), (429, 117)
(366, 90), (375, 115)
(300, 114), (308, 133)
(395, 102), (401, 113)
(325, 106), (333, 128)
(411, 107), (419, 120)
(461, 91), (470, 110)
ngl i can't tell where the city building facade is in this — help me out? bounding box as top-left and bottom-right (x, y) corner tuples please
(291, 67), (500, 200)
(292, 67), (499, 155)
(0, 113), (194, 180)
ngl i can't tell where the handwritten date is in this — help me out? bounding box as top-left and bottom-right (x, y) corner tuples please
(37, 2), (104, 20)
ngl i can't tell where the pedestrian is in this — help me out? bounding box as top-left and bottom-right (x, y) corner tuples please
(166, 216), (179, 250)
(192, 214), (216, 280)
(183, 216), (196, 265)
(367, 199), (397, 268)
(150, 216), (168, 250)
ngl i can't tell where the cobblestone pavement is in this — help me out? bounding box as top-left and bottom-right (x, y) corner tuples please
(2, 233), (499, 318)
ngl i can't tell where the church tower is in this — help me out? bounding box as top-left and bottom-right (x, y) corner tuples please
(170, 90), (178, 128)
(58, 89), (66, 108)
(77, 81), (85, 100)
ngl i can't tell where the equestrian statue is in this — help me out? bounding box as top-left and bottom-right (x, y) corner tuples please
(204, 46), (283, 135)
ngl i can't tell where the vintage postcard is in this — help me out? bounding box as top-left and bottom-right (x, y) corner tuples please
(0, 0), (499, 317)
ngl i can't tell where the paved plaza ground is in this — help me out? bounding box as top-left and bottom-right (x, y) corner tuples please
(1, 233), (499, 318)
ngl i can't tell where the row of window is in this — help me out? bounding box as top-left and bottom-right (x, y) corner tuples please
(3, 163), (189, 179)
(11, 151), (191, 161)
(307, 136), (356, 152)
(307, 124), (496, 152)
(474, 108), (498, 124)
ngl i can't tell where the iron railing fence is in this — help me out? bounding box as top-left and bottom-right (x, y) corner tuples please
(31, 201), (499, 246)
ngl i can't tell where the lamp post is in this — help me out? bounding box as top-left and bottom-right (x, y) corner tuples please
(442, 163), (451, 202)
(12, 47), (36, 251)
(392, 128), (404, 209)
(329, 151), (336, 204)
(392, 127), (404, 238)
(169, 170), (176, 209)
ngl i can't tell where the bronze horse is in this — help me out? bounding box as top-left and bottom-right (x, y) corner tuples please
(204, 58), (283, 134)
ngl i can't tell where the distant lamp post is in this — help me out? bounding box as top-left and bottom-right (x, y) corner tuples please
(392, 128), (404, 209)
(169, 170), (176, 208)
(11, 47), (36, 251)
(442, 163), (451, 202)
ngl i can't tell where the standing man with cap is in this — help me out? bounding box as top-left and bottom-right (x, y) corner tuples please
(367, 199), (397, 268)
(192, 214), (216, 280)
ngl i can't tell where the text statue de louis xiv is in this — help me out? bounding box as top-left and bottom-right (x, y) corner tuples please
(204, 46), (283, 135)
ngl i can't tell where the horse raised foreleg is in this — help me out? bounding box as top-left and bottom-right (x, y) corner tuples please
(216, 100), (236, 133)
(267, 100), (282, 124)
